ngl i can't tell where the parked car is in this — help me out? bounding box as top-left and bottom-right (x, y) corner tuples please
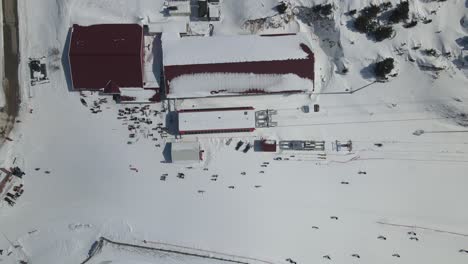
(243, 143), (251, 153)
(235, 141), (244, 151)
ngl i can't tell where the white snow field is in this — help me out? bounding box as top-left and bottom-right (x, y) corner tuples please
(0, 0), (468, 264)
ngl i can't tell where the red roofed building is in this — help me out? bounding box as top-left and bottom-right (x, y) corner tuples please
(162, 33), (315, 98)
(68, 24), (144, 89)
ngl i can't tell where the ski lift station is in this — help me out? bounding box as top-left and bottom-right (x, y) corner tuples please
(178, 107), (256, 135)
(162, 33), (315, 98)
(67, 23), (314, 102)
(67, 24), (161, 103)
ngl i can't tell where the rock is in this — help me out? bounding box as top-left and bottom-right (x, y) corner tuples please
(461, 14), (468, 33)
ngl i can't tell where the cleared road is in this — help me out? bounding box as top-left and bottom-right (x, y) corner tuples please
(0, 0), (20, 140)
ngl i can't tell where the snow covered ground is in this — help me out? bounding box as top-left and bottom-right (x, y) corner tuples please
(0, 0), (467, 264)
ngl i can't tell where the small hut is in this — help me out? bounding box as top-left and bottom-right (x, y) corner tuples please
(170, 142), (203, 163)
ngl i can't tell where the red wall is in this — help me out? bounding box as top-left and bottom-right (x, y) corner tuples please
(164, 56), (314, 95)
(179, 128), (255, 135)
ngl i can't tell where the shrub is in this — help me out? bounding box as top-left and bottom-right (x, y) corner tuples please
(50, 64), (61, 71)
(361, 4), (381, 18)
(276, 1), (288, 14)
(375, 58), (395, 78)
(424, 48), (438, 56)
(389, 1), (409, 23)
(312, 4), (333, 17)
(381, 2), (393, 11)
(403, 20), (417, 28)
(354, 15), (377, 33)
(347, 9), (357, 16)
(422, 18), (432, 24)
(373, 26), (394, 41)
(49, 47), (60, 56)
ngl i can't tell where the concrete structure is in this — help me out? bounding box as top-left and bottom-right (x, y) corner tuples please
(198, 0), (221, 21)
(69, 24), (144, 89)
(171, 142), (202, 163)
(166, 0), (191, 16)
(178, 107), (256, 135)
(255, 109), (278, 128)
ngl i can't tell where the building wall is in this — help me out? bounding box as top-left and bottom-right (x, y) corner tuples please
(179, 128), (255, 135)
(141, 32), (145, 86)
(178, 106), (254, 113)
(164, 56), (315, 95)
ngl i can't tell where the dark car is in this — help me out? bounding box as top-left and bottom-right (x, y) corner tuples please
(235, 141), (244, 151)
(243, 143), (251, 153)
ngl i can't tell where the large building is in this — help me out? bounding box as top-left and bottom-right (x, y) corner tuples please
(178, 107), (256, 135)
(162, 33), (315, 98)
(68, 24), (144, 89)
(67, 24), (315, 102)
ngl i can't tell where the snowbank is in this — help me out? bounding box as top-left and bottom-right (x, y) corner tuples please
(416, 56), (449, 72)
(168, 73), (313, 98)
(119, 88), (158, 103)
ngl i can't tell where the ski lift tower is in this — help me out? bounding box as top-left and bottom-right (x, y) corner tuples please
(333, 140), (353, 152)
(255, 109), (278, 128)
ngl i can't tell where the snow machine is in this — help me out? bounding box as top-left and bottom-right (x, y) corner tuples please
(29, 57), (50, 86)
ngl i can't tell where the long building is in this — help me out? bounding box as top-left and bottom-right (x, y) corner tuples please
(178, 107), (256, 135)
(67, 25), (315, 102)
(163, 33), (315, 98)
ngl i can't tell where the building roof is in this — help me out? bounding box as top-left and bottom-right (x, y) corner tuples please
(167, 72), (313, 98)
(143, 35), (160, 88)
(119, 88), (160, 103)
(103, 81), (121, 94)
(69, 24), (144, 89)
(208, 2), (221, 18)
(162, 33), (315, 96)
(178, 107), (256, 133)
(253, 140), (277, 152)
(171, 142), (200, 163)
(162, 33), (313, 66)
(147, 21), (187, 33)
(167, 0), (191, 16)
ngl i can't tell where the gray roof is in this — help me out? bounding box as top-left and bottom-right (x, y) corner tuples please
(171, 142), (200, 163)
